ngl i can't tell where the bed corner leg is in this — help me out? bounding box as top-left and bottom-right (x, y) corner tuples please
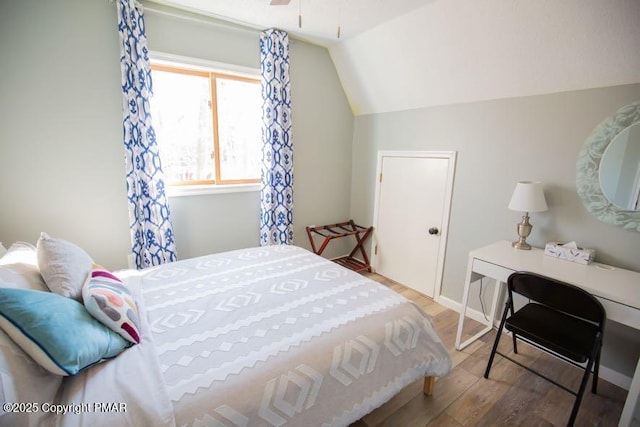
(423, 376), (436, 396)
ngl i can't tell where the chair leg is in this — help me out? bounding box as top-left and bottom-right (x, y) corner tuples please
(592, 347), (601, 394)
(511, 331), (518, 354)
(484, 300), (511, 379)
(568, 356), (595, 427)
(484, 328), (502, 379)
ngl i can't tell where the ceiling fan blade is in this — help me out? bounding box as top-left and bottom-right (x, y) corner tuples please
(270, 0), (291, 5)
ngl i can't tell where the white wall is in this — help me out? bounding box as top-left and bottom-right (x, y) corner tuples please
(0, 0), (354, 268)
(330, 0), (640, 115)
(350, 83), (640, 380)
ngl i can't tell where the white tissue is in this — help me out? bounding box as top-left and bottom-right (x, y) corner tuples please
(560, 241), (578, 249)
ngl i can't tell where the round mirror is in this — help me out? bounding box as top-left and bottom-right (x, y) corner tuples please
(599, 122), (640, 211)
(576, 100), (640, 231)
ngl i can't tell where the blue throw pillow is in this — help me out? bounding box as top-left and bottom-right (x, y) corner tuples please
(0, 288), (131, 376)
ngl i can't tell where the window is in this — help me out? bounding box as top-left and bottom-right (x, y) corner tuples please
(150, 62), (262, 187)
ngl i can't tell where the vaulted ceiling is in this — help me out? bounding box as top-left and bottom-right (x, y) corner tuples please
(147, 0), (640, 115)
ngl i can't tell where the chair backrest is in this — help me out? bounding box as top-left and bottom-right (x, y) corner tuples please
(508, 271), (606, 326)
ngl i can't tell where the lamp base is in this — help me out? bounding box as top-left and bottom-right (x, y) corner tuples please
(512, 213), (533, 250)
(512, 239), (532, 250)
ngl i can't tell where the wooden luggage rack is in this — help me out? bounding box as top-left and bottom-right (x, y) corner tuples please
(306, 220), (373, 273)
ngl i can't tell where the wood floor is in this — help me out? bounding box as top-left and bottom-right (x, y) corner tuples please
(352, 273), (627, 427)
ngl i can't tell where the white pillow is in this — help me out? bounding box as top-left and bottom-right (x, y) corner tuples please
(36, 232), (93, 300)
(0, 329), (60, 426)
(0, 242), (48, 291)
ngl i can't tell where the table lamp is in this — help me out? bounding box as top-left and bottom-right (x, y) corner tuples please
(508, 181), (548, 250)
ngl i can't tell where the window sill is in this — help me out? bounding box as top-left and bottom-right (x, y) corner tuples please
(167, 183), (261, 197)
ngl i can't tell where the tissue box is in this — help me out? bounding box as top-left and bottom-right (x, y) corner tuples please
(544, 242), (595, 265)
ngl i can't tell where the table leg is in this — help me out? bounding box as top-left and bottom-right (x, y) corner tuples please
(455, 256), (476, 350)
(456, 256), (505, 351)
(619, 354), (640, 426)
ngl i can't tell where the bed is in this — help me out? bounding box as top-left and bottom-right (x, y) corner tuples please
(0, 239), (451, 427)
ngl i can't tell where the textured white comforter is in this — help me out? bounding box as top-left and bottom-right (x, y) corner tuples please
(55, 245), (451, 427)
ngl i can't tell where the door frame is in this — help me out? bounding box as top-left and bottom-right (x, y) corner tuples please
(371, 150), (457, 302)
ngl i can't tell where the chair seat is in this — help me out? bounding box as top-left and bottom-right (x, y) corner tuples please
(506, 303), (599, 363)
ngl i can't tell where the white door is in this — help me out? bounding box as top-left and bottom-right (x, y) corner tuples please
(373, 152), (455, 298)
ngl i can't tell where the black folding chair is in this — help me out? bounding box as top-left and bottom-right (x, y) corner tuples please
(484, 271), (605, 427)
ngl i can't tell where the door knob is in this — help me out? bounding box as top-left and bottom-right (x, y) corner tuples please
(428, 227), (439, 235)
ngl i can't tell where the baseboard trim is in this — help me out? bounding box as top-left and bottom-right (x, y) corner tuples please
(435, 295), (632, 390)
(600, 366), (632, 390)
(436, 295), (493, 325)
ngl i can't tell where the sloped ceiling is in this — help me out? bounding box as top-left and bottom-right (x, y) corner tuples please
(148, 0), (640, 116)
(329, 0), (640, 115)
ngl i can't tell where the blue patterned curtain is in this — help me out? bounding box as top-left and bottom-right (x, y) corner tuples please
(260, 29), (293, 246)
(116, 0), (177, 269)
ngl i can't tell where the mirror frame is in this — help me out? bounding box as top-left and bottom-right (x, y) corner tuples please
(576, 100), (640, 231)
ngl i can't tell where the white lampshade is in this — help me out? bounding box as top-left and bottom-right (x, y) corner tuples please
(508, 181), (548, 213)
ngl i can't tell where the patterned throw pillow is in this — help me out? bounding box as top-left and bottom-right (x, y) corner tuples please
(82, 266), (141, 344)
(0, 288), (130, 376)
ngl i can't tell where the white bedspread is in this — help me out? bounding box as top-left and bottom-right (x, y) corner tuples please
(54, 245), (451, 427)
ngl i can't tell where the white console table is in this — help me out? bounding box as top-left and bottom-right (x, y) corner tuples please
(455, 241), (640, 427)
